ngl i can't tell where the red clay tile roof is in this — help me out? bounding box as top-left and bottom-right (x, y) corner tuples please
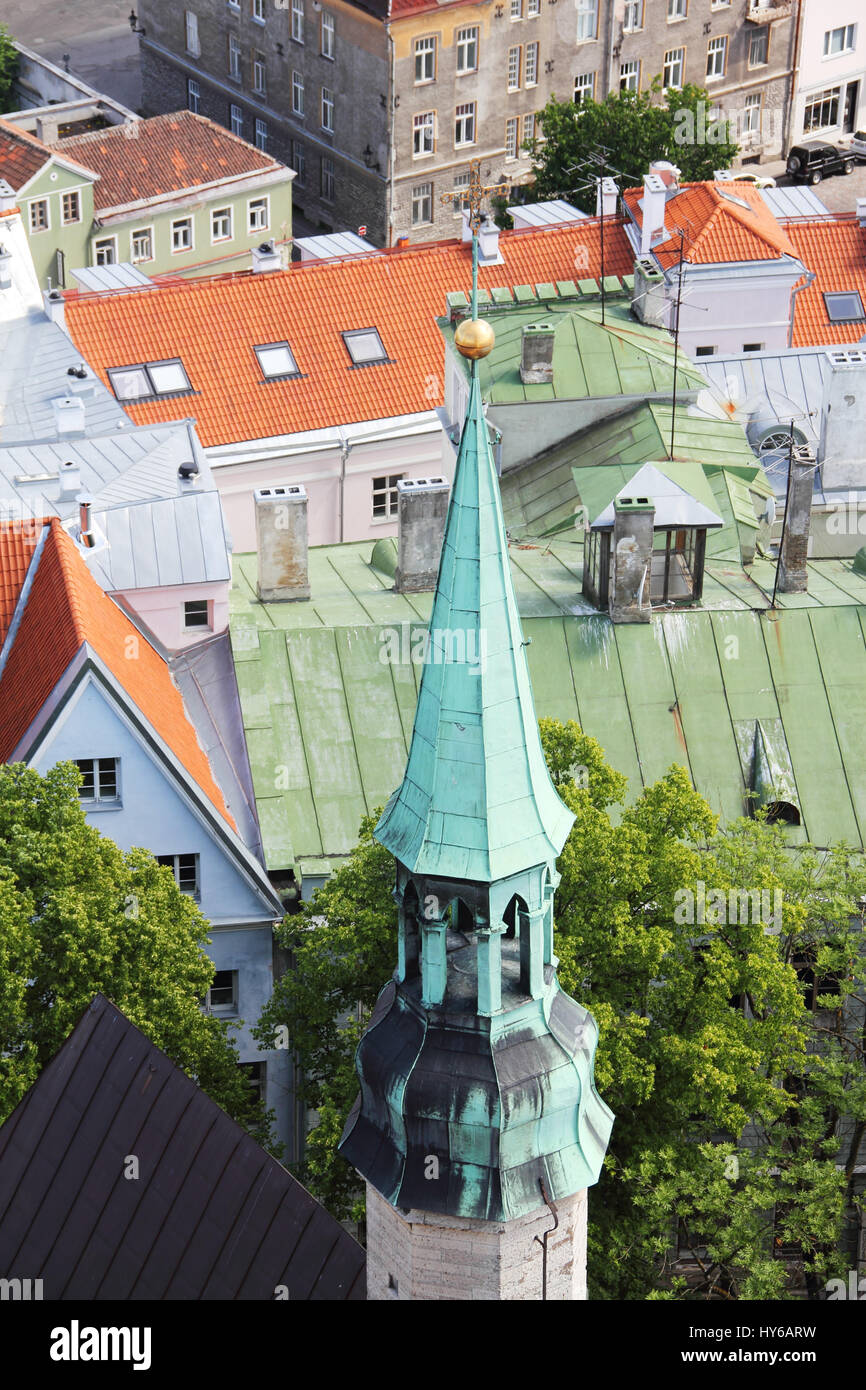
(0, 521), (39, 647)
(0, 520), (235, 828)
(0, 118), (54, 193)
(781, 216), (866, 348)
(63, 219), (633, 446)
(53, 111), (284, 212)
(390, 0), (485, 14)
(623, 179), (799, 267)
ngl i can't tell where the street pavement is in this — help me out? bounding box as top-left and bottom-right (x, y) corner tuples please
(4, 0), (142, 111)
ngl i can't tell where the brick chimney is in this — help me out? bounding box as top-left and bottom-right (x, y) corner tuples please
(254, 485), (311, 602)
(609, 496), (654, 623)
(394, 477), (450, 592)
(777, 445), (814, 594)
(520, 323), (555, 385)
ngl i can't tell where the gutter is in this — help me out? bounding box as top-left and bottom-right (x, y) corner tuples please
(788, 269), (815, 348)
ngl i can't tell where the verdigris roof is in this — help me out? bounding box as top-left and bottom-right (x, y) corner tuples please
(375, 370), (574, 882)
(230, 536), (866, 871)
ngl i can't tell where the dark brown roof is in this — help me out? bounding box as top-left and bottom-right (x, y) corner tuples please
(0, 995), (366, 1300)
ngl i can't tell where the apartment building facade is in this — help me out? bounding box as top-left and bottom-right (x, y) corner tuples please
(789, 3), (865, 146)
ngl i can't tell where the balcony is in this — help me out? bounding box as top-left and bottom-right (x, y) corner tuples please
(746, 0), (793, 21)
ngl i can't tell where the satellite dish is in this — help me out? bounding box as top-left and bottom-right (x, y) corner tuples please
(762, 495), (776, 526)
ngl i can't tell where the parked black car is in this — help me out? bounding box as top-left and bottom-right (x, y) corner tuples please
(786, 142), (856, 183)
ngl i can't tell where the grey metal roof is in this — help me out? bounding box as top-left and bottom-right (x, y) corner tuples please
(507, 199), (587, 227)
(0, 312), (130, 445)
(761, 185), (830, 219)
(0, 994), (366, 1300)
(70, 262), (156, 292)
(88, 489), (231, 590)
(590, 462), (725, 529)
(294, 230), (377, 259)
(695, 347), (828, 455)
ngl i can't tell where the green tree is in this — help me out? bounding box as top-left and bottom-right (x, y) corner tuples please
(525, 83), (738, 213)
(0, 25), (19, 115)
(258, 721), (864, 1296)
(0, 762), (274, 1148)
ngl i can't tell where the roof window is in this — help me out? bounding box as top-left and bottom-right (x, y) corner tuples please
(254, 341), (301, 379)
(823, 291), (866, 324)
(342, 327), (392, 367)
(107, 358), (192, 401)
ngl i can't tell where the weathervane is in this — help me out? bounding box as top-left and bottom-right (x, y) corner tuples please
(441, 160), (510, 316)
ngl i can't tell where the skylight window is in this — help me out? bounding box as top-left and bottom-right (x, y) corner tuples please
(255, 341), (301, 379)
(107, 359), (193, 401)
(342, 327), (390, 366)
(823, 291), (866, 324)
(716, 188), (751, 211)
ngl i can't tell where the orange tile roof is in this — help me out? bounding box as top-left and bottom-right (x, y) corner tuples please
(623, 179), (799, 267)
(391, 0), (484, 14)
(0, 521), (39, 647)
(53, 111), (284, 212)
(0, 520), (235, 828)
(64, 219), (634, 446)
(782, 216), (866, 348)
(0, 118), (53, 192)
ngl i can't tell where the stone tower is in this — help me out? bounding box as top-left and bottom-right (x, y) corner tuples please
(339, 283), (613, 1302)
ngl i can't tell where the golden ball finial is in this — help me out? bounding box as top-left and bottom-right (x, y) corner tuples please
(454, 317), (495, 359)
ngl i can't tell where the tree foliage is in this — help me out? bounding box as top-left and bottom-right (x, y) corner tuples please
(525, 84), (739, 214)
(259, 722), (865, 1297)
(0, 762), (273, 1148)
(0, 25), (19, 115)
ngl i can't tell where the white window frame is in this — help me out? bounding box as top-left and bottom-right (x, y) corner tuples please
(252, 0), (266, 22)
(229, 33), (241, 80)
(667, 0), (686, 20)
(372, 473), (404, 520)
(230, 103), (243, 135)
(184, 598), (213, 630)
(413, 110), (436, 157)
(28, 198), (50, 233)
(452, 171), (471, 216)
(321, 86), (334, 132)
(522, 111), (536, 143)
(620, 59), (639, 92)
(321, 155), (335, 203)
(130, 225), (154, 262)
(577, 0), (598, 42)
(742, 91), (761, 135)
(157, 853), (201, 900)
(508, 45), (521, 91)
(804, 86), (841, 132)
(505, 115), (519, 160)
(748, 27), (768, 68)
(292, 139), (306, 186)
(525, 40), (538, 86)
(706, 35), (727, 80)
(291, 0), (304, 43)
(186, 11), (201, 56)
(211, 206), (233, 242)
(93, 234), (118, 265)
(205, 970), (238, 1015)
(253, 53), (266, 95)
(454, 100), (476, 147)
(292, 70), (304, 117)
(823, 25), (856, 59)
(255, 118), (268, 150)
(456, 25), (478, 74)
(527, 0), (540, 14)
(171, 217), (194, 253)
(414, 35), (436, 84)
(321, 10), (335, 59)
(510, 0), (522, 18)
(188, 77), (201, 112)
(663, 47), (685, 90)
(574, 71), (595, 104)
(61, 189), (82, 225)
(411, 181), (433, 226)
(623, 0), (642, 32)
(76, 758), (121, 806)
(248, 195), (270, 232)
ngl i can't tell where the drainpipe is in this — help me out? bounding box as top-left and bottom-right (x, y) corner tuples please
(788, 269), (815, 348)
(785, 0), (805, 155)
(337, 426), (352, 543)
(532, 1177), (560, 1300)
(386, 10), (396, 246)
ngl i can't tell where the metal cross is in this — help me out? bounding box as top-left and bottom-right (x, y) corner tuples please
(440, 160), (510, 315)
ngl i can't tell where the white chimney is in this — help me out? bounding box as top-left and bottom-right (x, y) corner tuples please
(395, 477), (450, 592)
(251, 239), (282, 273)
(43, 288), (67, 329)
(477, 216), (502, 265)
(78, 493), (96, 549)
(819, 348), (866, 489)
(254, 485), (310, 601)
(65, 363), (98, 398)
(58, 459), (83, 498)
(640, 174), (667, 256)
(0, 179), (15, 212)
(650, 160), (681, 200)
(0, 244), (11, 291)
(596, 177), (618, 218)
(52, 396), (86, 438)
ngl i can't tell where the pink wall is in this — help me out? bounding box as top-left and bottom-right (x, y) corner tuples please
(118, 580), (229, 653)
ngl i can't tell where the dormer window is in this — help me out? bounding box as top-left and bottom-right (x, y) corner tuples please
(254, 341), (301, 380)
(107, 359), (193, 401)
(342, 327), (391, 367)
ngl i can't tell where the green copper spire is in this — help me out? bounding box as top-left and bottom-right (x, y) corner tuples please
(375, 362), (574, 883)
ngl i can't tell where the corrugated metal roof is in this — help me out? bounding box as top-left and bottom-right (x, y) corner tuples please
(760, 185), (830, 219)
(230, 533), (866, 869)
(88, 490), (230, 590)
(71, 262), (156, 292)
(294, 231), (377, 259)
(0, 995), (365, 1300)
(507, 199), (587, 228)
